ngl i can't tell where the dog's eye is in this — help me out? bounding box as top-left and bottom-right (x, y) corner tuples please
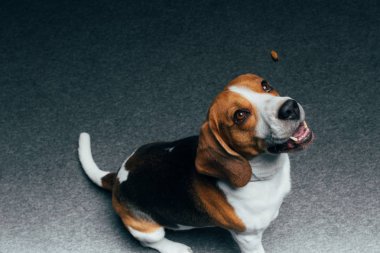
(234, 109), (250, 124)
(261, 80), (273, 93)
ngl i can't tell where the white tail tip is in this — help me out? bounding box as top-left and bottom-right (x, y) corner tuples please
(78, 132), (109, 187)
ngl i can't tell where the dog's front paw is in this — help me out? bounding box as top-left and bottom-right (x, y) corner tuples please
(248, 245), (265, 253)
(172, 244), (193, 253)
(142, 239), (193, 253)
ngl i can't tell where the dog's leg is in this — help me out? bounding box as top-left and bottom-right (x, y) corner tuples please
(128, 226), (193, 253)
(112, 195), (192, 253)
(231, 230), (265, 253)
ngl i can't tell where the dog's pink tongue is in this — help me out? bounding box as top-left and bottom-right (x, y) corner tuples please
(291, 122), (311, 144)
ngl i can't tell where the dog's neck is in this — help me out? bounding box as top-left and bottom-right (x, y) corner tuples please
(249, 153), (287, 181)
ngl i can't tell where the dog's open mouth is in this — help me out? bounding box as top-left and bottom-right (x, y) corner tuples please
(267, 121), (314, 153)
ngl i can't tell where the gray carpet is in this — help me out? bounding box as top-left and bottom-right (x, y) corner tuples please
(1, 0), (379, 252)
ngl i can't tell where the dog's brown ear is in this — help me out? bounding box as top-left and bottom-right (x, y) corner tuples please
(195, 121), (252, 188)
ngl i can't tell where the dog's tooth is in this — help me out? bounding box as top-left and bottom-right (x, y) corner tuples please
(304, 121), (308, 129)
(290, 137), (298, 142)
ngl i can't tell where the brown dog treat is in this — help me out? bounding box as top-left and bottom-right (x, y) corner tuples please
(271, 50), (279, 61)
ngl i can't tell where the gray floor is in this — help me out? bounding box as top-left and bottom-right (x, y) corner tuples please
(1, 0), (379, 252)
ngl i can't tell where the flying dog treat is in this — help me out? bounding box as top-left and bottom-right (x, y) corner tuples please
(271, 50), (279, 61)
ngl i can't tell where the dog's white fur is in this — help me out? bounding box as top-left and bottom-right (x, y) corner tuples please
(78, 133), (110, 187)
(117, 150), (135, 183)
(129, 226), (193, 253)
(221, 153), (291, 253)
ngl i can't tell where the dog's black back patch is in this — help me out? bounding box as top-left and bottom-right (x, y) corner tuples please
(117, 136), (214, 228)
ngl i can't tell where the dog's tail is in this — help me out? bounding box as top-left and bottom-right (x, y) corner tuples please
(78, 133), (116, 191)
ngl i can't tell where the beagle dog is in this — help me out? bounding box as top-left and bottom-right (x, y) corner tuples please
(78, 74), (314, 253)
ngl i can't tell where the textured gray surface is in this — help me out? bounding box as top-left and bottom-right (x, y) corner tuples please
(0, 0), (379, 252)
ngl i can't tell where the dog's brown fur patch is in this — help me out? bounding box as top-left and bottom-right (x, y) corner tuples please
(193, 175), (246, 232)
(112, 193), (162, 233)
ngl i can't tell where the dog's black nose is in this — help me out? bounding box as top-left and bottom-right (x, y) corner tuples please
(278, 99), (300, 120)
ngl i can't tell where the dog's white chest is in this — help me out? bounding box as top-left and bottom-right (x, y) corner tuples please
(218, 153), (291, 232)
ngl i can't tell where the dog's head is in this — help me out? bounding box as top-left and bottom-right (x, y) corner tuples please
(196, 74), (314, 187)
